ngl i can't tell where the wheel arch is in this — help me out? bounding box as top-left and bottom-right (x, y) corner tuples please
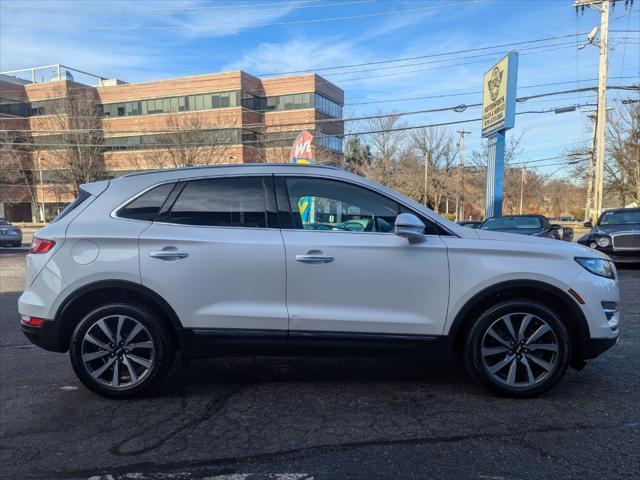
(448, 279), (590, 362)
(54, 280), (186, 353)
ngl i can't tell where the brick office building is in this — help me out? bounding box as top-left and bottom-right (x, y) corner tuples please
(0, 65), (344, 221)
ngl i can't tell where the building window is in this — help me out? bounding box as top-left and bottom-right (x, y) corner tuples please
(314, 93), (342, 118)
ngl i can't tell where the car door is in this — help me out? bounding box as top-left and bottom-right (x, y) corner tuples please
(138, 175), (288, 350)
(277, 175), (450, 340)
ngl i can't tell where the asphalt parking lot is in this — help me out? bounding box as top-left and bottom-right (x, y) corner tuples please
(1, 252), (638, 480)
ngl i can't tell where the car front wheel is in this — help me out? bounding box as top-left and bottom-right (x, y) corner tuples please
(464, 299), (570, 398)
(69, 303), (175, 398)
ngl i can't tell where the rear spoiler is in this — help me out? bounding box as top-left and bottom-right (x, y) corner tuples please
(79, 180), (110, 197)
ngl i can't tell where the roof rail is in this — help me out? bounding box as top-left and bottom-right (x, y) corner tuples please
(119, 163), (343, 178)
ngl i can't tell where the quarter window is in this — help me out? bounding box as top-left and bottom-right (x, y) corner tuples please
(166, 177), (269, 228)
(118, 183), (175, 221)
(285, 177), (402, 233)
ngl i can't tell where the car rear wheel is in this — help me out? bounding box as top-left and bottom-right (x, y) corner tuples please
(69, 303), (175, 398)
(464, 299), (570, 398)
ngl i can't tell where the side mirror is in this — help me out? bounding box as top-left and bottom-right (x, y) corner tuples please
(395, 213), (425, 243)
(550, 224), (562, 230)
(583, 221), (593, 228)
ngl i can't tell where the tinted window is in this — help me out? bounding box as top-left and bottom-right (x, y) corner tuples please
(51, 189), (92, 223)
(167, 177), (268, 228)
(118, 183), (175, 221)
(285, 177), (402, 233)
(480, 216), (542, 230)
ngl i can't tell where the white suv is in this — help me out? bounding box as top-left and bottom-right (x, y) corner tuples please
(19, 164), (619, 398)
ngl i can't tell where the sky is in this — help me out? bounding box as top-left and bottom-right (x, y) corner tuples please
(1, 0), (638, 177)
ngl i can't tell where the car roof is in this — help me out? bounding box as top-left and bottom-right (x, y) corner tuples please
(119, 163), (343, 179)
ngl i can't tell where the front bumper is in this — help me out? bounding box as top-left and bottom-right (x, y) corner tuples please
(21, 318), (66, 352)
(577, 241), (640, 264)
(578, 336), (618, 359)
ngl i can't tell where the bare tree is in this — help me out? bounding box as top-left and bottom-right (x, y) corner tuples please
(52, 86), (105, 195)
(363, 112), (406, 185)
(410, 126), (457, 213)
(567, 102), (639, 208)
(0, 130), (40, 220)
(606, 102), (640, 206)
(145, 113), (239, 168)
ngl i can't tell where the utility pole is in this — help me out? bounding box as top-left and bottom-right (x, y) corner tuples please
(456, 130), (471, 221)
(574, 0), (626, 223)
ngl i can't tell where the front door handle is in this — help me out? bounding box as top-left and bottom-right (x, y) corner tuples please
(149, 250), (189, 260)
(295, 254), (334, 263)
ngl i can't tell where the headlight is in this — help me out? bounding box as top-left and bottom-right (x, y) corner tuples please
(575, 257), (615, 279)
(596, 236), (611, 247)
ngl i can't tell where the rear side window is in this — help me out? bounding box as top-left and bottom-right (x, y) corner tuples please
(51, 189), (91, 223)
(165, 177), (268, 228)
(118, 183), (175, 221)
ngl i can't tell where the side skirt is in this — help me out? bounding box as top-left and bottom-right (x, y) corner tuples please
(183, 328), (454, 359)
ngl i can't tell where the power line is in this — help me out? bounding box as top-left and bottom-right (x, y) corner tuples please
(1, 85), (635, 132)
(6, 3), (453, 30)
(1, 33), (635, 104)
(0, 101), (602, 148)
(258, 30), (639, 76)
(3, 0), (374, 15)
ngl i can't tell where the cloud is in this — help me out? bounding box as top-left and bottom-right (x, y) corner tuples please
(223, 37), (370, 76)
(0, 0), (304, 81)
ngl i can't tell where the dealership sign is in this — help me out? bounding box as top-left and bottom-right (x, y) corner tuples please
(482, 52), (518, 138)
(481, 52), (518, 219)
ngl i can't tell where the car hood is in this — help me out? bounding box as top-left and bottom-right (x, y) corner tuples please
(592, 223), (640, 234)
(479, 228), (543, 236)
(473, 228), (609, 259)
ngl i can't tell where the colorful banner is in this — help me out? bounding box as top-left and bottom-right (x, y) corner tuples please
(290, 131), (314, 223)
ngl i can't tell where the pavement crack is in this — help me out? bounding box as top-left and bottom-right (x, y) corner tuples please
(107, 385), (243, 457)
(33, 421), (639, 479)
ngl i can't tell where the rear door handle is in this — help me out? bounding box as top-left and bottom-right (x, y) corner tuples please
(149, 250), (189, 260)
(295, 254), (334, 263)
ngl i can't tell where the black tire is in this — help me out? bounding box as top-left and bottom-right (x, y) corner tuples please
(464, 299), (570, 398)
(69, 303), (175, 399)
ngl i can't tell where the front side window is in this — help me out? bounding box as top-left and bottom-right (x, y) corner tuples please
(285, 177), (402, 233)
(165, 177), (268, 228)
(118, 182), (175, 221)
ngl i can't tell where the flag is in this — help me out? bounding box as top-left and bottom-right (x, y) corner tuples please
(290, 131), (314, 223)
(289, 130), (314, 164)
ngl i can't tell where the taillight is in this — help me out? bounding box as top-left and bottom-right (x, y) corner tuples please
(29, 238), (56, 254)
(21, 315), (44, 327)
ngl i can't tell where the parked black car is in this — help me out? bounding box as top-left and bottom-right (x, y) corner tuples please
(456, 220), (482, 229)
(0, 218), (22, 247)
(578, 208), (640, 264)
(479, 215), (569, 240)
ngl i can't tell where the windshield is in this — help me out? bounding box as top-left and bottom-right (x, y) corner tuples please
(0, 219), (9, 225)
(598, 210), (640, 225)
(481, 216), (542, 230)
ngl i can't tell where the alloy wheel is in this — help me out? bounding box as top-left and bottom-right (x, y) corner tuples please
(81, 315), (155, 389)
(480, 312), (559, 388)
